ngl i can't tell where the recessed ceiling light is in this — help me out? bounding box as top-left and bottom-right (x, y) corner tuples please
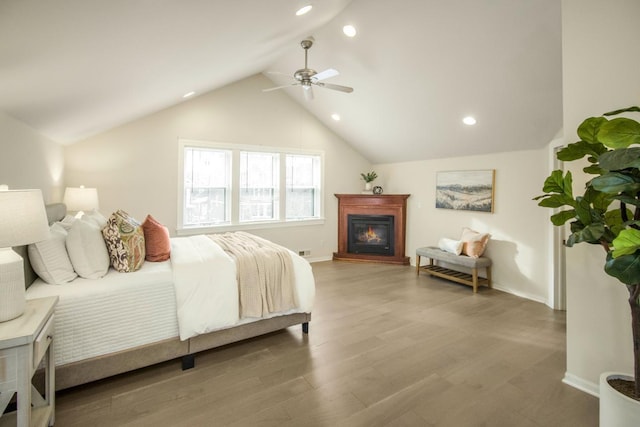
(296, 5), (312, 16)
(463, 116), (477, 125)
(183, 91), (195, 98)
(343, 25), (357, 37)
(331, 113), (341, 121)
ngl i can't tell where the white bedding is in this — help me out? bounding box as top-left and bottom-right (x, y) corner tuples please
(26, 260), (177, 366)
(25, 235), (315, 366)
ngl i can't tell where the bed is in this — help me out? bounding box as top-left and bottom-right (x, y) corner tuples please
(19, 204), (314, 390)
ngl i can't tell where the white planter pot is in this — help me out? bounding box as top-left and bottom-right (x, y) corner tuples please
(600, 372), (640, 427)
(364, 182), (372, 191)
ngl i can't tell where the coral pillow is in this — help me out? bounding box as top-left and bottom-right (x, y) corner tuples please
(460, 227), (491, 258)
(141, 215), (171, 262)
(102, 210), (146, 272)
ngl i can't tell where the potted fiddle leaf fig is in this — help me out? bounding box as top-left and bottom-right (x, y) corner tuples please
(534, 106), (640, 425)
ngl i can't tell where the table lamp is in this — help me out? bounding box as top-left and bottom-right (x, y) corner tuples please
(0, 189), (50, 321)
(63, 185), (99, 217)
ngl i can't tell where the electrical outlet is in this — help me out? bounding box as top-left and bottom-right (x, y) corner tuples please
(298, 250), (311, 257)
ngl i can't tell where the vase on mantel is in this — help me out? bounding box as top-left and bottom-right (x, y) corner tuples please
(364, 182), (372, 191)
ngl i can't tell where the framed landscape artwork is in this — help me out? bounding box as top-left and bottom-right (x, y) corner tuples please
(435, 169), (495, 213)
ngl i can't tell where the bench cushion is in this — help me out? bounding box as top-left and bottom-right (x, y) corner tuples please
(416, 246), (491, 268)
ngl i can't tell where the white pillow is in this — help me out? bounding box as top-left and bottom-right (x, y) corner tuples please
(28, 223), (77, 285)
(438, 237), (463, 255)
(83, 209), (107, 229)
(56, 214), (76, 231)
(66, 217), (110, 279)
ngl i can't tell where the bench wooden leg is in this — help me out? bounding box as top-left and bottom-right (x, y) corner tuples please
(416, 255), (421, 275)
(487, 266), (492, 288)
(472, 268), (478, 293)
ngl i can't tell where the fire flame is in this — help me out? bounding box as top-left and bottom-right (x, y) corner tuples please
(365, 226), (381, 242)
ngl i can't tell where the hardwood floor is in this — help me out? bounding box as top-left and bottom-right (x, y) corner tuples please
(55, 261), (598, 426)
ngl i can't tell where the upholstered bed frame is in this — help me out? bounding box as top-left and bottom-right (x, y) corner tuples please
(22, 204), (310, 390)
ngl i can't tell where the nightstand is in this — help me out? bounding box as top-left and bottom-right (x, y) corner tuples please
(0, 296), (58, 427)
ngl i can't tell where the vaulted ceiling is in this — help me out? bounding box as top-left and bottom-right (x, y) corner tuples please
(0, 0), (562, 163)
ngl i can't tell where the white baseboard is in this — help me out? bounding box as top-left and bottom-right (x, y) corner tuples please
(562, 372), (599, 398)
(307, 255), (333, 263)
(491, 283), (547, 305)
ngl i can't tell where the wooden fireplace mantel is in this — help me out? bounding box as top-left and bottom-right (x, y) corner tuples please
(333, 194), (410, 265)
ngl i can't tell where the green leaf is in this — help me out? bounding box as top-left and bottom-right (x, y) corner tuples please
(550, 209), (576, 226)
(591, 172), (640, 194)
(611, 229), (640, 258)
(604, 106), (640, 116)
(557, 141), (607, 161)
(584, 186), (613, 212)
(584, 164), (607, 175)
(605, 252), (640, 285)
(577, 117), (608, 143)
(598, 118), (640, 149)
(540, 170), (571, 196)
(598, 147), (640, 171)
(574, 197), (593, 225)
(612, 194), (640, 207)
(604, 209), (633, 236)
(568, 223), (605, 245)
(537, 194), (575, 208)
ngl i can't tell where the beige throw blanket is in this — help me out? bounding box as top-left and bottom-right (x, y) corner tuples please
(207, 232), (296, 318)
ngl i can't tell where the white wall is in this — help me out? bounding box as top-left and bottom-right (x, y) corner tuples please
(561, 0), (640, 395)
(0, 112), (64, 202)
(64, 74), (370, 259)
(374, 147), (552, 303)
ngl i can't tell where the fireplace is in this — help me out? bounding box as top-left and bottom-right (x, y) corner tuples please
(334, 194), (410, 265)
(348, 215), (394, 255)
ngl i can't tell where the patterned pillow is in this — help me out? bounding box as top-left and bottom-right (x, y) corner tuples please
(141, 214), (171, 262)
(102, 210), (146, 272)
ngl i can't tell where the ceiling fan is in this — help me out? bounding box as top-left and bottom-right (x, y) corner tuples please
(263, 37), (354, 100)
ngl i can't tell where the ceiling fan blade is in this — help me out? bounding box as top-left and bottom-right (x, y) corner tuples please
(262, 83), (299, 92)
(313, 68), (339, 81)
(303, 85), (314, 101)
(316, 82), (354, 93)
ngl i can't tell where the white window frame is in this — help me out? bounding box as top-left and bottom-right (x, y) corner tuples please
(178, 139), (325, 235)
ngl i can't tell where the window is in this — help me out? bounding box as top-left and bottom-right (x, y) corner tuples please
(178, 140), (324, 232)
(182, 147), (230, 226)
(286, 154), (321, 219)
(239, 151), (279, 222)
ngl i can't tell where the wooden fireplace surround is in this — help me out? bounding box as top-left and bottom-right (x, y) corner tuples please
(333, 194), (410, 265)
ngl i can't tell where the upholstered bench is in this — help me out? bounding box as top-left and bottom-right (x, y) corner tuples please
(416, 246), (492, 293)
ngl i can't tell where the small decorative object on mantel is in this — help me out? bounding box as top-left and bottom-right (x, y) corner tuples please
(360, 171), (378, 191)
(373, 186), (383, 195)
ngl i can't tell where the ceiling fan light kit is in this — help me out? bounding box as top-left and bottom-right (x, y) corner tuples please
(264, 37), (353, 100)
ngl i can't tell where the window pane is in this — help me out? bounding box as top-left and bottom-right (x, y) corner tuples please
(239, 152), (279, 222)
(183, 147), (230, 226)
(286, 154), (320, 219)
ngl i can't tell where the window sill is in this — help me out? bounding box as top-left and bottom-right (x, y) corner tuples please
(176, 218), (326, 236)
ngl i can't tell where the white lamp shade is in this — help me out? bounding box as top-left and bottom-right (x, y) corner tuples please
(63, 187), (99, 212)
(0, 189), (50, 247)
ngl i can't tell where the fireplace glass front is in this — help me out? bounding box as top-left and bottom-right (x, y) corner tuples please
(347, 214), (395, 255)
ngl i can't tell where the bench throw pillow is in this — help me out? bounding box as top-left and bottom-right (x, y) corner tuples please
(460, 227), (491, 258)
(438, 237), (463, 255)
(141, 214), (171, 262)
(102, 210), (146, 272)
